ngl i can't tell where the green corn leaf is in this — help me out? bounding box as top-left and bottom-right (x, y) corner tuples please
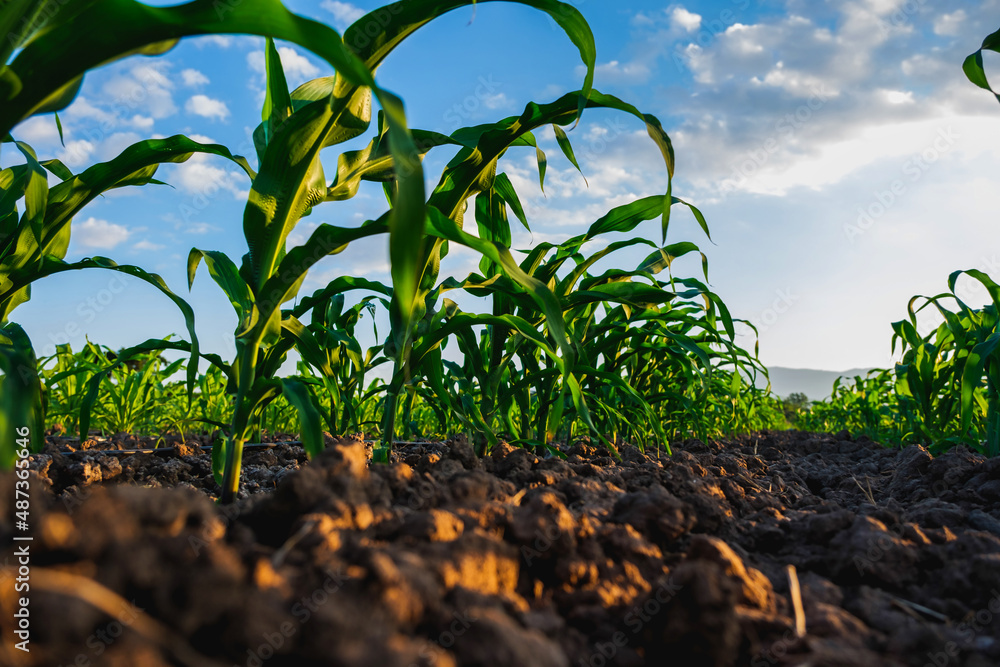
(12, 140), (47, 256)
(258, 217), (391, 327)
(243, 95), (337, 291)
(39, 158), (73, 181)
(281, 315), (334, 377)
(262, 37), (293, 149)
(960, 333), (1000, 433)
(564, 282), (676, 310)
(188, 249), (257, 339)
(291, 276), (392, 319)
(425, 205), (573, 367)
(38, 135), (254, 260)
(544, 383), (565, 443)
(552, 124), (588, 186)
(78, 337), (186, 439)
(281, 378), (324, 459)
(431, 90), (673, 226)
(53, 112), (64, 146)
(586, 195), (664, 236)
(344, 0), (595, 120)
(963, 27), (1000, 104)
(493, 172), (529, 232)
(0, 321), (42, 463)
(0, 0), (378, 136)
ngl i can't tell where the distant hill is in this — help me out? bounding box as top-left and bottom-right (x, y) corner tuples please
(754, 366), (876, 402)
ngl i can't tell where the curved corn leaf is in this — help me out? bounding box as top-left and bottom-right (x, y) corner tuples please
(280, 378), (324, 458)
(0, 322), (42, 463)
(963, 27), (1000, 104)
(188, 249), (257, 338)
(1, 0), (377, 135)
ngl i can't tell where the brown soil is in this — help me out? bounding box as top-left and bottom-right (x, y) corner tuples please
(2, 430), (1000, 667)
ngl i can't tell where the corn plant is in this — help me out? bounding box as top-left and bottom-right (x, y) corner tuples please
(892, 270), (1000, 456)
(289, 279), (391, 435)
(0, 131), (262, 464)
(186, 0), (599, 501)
(0, 0), (464, 467)
(378, 86), (728, 457)
(797, 369), (906, 444)
(39, 342), (110, 434)
(86, 347), (182, 436)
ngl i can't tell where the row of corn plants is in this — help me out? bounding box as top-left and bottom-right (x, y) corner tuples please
(20, 0), (970, 505)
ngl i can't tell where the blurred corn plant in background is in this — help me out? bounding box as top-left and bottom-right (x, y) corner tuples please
(799, 271), (1000, 456)
(892, 270), (1000, 456)
(798, 370), (906, 444)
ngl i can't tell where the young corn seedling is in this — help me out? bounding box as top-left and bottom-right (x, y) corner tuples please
(81, 345), (182, 437)
(892, 270), (1000, 456)
(289, 283), (391, 435)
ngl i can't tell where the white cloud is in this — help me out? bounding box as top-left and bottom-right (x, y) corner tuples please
(181, 68), (210, 87)
(102, 63), (177, 119)
(321, 1), (366, 30)
(482, 92), (512, 110)
(74, 217), (130, 249)
(882, 89), (914, 105)
(194, 35), (233, 49)
(247, 46), (320, 86)
(184, 222), (220, 234)
(13, 116), (60, 145)
(169, 154), (248, 199)
(57, 139), (96, 167)
(63, 96), (117, 127)
(129, 115), (155, 130)
(133, 240), (165, 251)
(933, 10), (966, 37)
(670, 7), (702, 33)
(711, 117), (984, 197)
(580, 59), (654, 86)
(185, 95), (230, 121)
(186, 133), (218, 145)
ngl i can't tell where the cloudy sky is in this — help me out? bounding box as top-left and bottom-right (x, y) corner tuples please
(5, 0), (1000, 376)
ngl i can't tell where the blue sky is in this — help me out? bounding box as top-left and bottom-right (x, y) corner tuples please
(5, 0), (1000, 375)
